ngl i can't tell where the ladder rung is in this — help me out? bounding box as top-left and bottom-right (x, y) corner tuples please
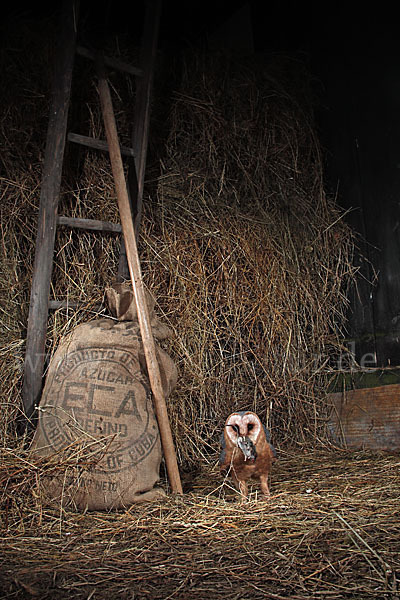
(49, 300), (104, 311)
(57, 216), (122, 232)
(76, 45), (143, 77)
(68, 132), (135, 157)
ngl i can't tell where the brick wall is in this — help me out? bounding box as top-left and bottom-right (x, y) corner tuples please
(328, 384), (400, 450)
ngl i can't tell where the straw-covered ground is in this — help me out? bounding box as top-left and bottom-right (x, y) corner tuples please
(1, 448), (400, 599)
(2, 10), (399, 600)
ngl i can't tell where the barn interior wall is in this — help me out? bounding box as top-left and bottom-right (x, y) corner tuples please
(315, 37), (400, 368)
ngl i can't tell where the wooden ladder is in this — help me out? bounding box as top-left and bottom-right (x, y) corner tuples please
(22, 0), (162, 420)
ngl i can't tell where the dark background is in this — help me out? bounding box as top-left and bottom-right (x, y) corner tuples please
(5, 0), (400, 368)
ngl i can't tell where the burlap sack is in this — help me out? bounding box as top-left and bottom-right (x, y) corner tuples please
(31, 284), (178, 510)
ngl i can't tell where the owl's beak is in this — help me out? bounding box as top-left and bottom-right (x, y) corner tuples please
(237, 435), (257, 461)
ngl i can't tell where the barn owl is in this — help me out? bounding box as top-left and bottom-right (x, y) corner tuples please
(219, 411), (276, 499)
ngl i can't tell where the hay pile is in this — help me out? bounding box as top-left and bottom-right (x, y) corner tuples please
(142, 52), (357, 463)
(0, 15), (357, 462)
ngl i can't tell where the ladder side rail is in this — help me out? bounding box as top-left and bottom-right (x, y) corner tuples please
(22, 0), (78, 419)
(117, 161), (137, 282)
(131, 0), (162, 238)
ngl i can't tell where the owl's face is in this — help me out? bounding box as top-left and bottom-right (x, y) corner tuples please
(225, 411), (261, 445)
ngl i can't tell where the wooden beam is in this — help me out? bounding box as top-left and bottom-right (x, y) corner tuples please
(22, 0), (78, 419)
(76, 45), (143, 77)
(97, 62), (183, 496)
(67, 132), (135, 158)
(57, 216), (122, 232)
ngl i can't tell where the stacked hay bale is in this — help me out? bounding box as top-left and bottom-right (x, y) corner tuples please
(141, 52), (357, 465)
(0, 16), (356, 466)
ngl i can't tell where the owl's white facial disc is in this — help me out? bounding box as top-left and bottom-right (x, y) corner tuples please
(242, 412), (261, 442)
(225, 412), (262, 444)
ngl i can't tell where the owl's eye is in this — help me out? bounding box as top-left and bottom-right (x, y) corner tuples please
(247, 423), (254, 432)
(228, 424), (240, 434)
